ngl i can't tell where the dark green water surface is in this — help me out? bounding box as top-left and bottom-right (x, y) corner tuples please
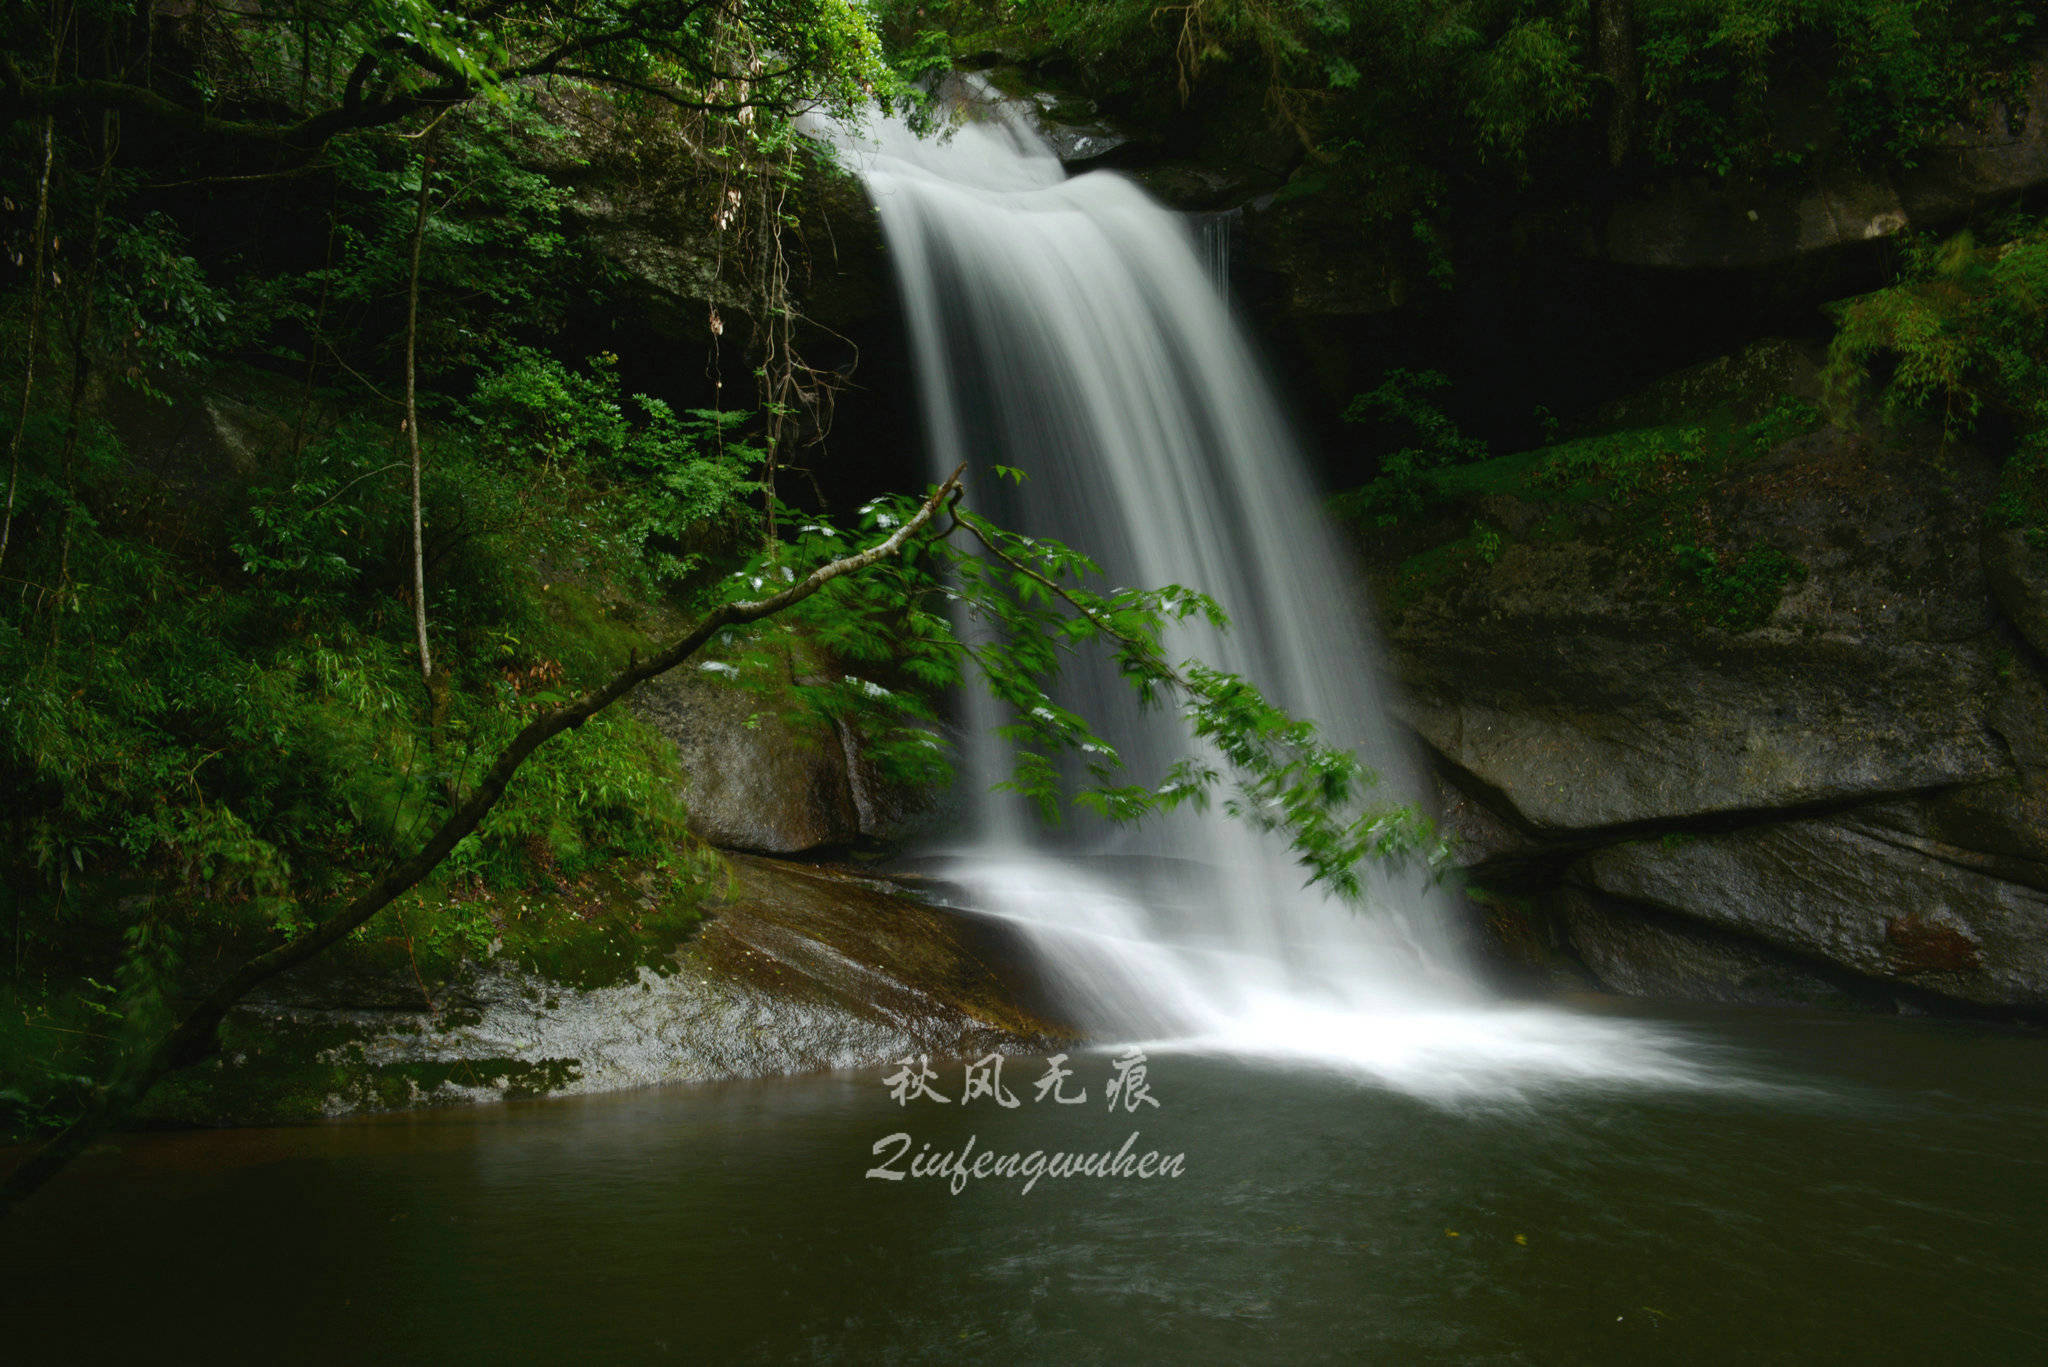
(6, 1004), (2047, 1364)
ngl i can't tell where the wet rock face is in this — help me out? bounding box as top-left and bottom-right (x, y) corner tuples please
(1575, 817), (2048, 1010)
(631, 673), (934, 857)
(633, 672), (863, 855)
(1381, 412), (2048, 1016)
(1554, 886), (1871, 1010)
(1407, 630), (2004, 833)
(167, 857), (1072, 1123)
(513, 85), (894, 426)
(1394, 429), (2008, 833)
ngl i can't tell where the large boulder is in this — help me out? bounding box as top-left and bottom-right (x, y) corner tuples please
(1603, 164), (1909, 270)
(633, 671), (935, 856)
(1574, 814), (2048, 1010)
(1390, 427), (2007, 834)
(1373, 399), (2048, 1014)
(1554, 885), (1870, 1010)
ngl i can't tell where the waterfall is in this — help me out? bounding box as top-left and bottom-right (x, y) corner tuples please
(1194, 207), (1239, 288)
(817, 93), (1722, 1101)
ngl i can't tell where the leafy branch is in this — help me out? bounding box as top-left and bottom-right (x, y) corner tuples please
(0, 462), (964, 1218)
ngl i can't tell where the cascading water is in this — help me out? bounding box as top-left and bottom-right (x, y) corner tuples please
(821, 88), (1728, 1101)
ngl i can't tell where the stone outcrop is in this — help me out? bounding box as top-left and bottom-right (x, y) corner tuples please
(1375, 405), (2048, 1015)
(1984, 526), (2048, 663)
(151, 856), (1070, 1124)
(633, 671), (934, 856)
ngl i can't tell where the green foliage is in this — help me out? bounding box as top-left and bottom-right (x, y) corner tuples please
(1671, 541), (1807, 630)
(831, 495), (1448, 885)
(95, 211), (243, 398)
(446, 704), (694, 888)
(0, 978), (117, 1140)
(1825, 220), (2048, 433)
(278, 99), (587, 381)
(1528, 424), (1709, 495)
(1336, 368), (1490, 522)
(1990, 433), (2048, 548)
(1463, 14), (1592, 164)
(875, 0), (2033, 291)
(1639, 0), (2036, 173)
(1340, 392), (1827, 533)
(463, 350), (761, 588)
(933, 0), (2035, 175)
(1825, 218), (2048, 545)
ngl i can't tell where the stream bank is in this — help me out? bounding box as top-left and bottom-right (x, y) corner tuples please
(140, 855), (1071, 1126)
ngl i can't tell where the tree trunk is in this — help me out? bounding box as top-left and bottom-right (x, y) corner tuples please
(0, 116), (55, 572)
(1594, 0), (1640, 169)
(403, 139), (440, 713)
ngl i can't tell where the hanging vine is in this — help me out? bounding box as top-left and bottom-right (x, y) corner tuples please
(694, 0), (855, 550)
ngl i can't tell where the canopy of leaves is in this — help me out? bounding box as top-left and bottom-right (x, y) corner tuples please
(876, 0), (2036, 234)
(2, 0), (903, 163)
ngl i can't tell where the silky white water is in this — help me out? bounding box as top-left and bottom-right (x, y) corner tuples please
(822, 89), (1728, 1100)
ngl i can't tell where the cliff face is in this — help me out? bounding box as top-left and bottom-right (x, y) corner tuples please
(1362, 398), (2048, 1016)
(577, 66), (2043, 1020)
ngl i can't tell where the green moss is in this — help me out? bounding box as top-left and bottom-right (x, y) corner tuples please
(1670, 543), (1808, 633)
(356, 848), (716, 993)
(1354, 395), (1824, 635)
(1344, 394), (1826, 534)
(1387, 534), (1493, 617)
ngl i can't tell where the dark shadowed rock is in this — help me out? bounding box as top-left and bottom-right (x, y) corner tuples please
(632, 671), (937, 855)
(1604, 166), (1908, 270)
(1391, 432), (2006, 833)
(1575, 816), (2048, 1010)
(1244, 189), (1407, 317)
(633, 671), (861, 854)
(1984, 526), (2048, 662)
(517, 84), (891, 355)
(1556, 885), (1868, 1009)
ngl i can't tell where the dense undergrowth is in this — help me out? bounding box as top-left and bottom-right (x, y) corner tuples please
(1334, 217), (2048, 632)
(0, 346), (733, 1135)
(0, 0), (922, 1138)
